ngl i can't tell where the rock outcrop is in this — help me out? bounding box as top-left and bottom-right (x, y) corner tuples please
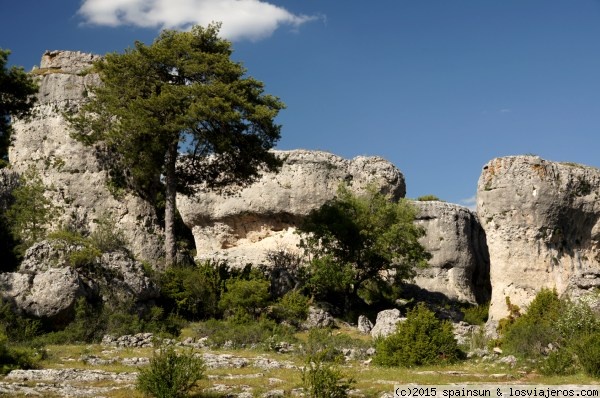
(9, 50), (163, 264)
(412, 201), (490, 304)
(477, 156), (600, 326)
(0, 239), (158, 324)
(177, 149), (406, 266)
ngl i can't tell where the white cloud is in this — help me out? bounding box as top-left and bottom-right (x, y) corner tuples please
(78, 0), (318, 41)
(459, 195), (477, 211)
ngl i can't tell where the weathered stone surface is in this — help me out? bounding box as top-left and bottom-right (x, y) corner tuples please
(412, 201), (490, 304)
(10, 50), (163, 264)
(302, 305), (335, 329)
(357, 315), (374, 334)
(0, 239), (158, 322)
(0, 168), (18, 211)
(477, 156), (600, 326)
(177, 149), (405, 266)
(371, 309), (405, 338)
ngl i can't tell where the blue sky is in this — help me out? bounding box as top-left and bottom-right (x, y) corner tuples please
(2, 0), (600, 207)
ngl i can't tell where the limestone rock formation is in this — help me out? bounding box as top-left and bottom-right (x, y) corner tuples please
(0, 239), (158, 324)
(177, 149), (405, 265)
(370, 308), (405, 338)
(9, 50), (163, 264)
(477, 156), (600, 326)
(411, 201), (490, 304)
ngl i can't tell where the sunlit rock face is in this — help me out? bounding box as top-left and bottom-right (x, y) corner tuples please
(477, 156), (600, 327)
(10, 50), (163, 264)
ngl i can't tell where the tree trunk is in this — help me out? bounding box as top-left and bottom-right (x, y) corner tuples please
(164, 140), (178, 268)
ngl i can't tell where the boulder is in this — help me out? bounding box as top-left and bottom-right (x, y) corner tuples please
(477, 156), (600, 326)
(370, 309), (405, 338)
(357, 315), (373, 334)
(411, 201), (490, 304)
(9, 50), (163, 264)
(178, 149), (405, 266)
(0, 239), (158, 323)
(302, 305), (335, 329)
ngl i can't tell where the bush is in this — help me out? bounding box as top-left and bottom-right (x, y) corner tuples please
(195, 318), (297, 350)
(574, 332), (600, 378)
(373, 303), (461, 367)
(501, 289), (562, 358)
(0, 330), (41, 374)
(159, 262), (225, 320)
(538, 347), (578, 376)
(219, 277), (271, 319)
(461, 302), (489, 325)
(301, 355), (355, 398)
(136, 346), (205, 398)
(271, 290), (310, 326)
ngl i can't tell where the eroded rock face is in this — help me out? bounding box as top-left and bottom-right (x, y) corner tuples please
(412, 201), (490, 304)
(0, 239), (158, 324)
(9, 50), (163, 264)
(177, 149), (405, 265)
(477, 156), (600, 326)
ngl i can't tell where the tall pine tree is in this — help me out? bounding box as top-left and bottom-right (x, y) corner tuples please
(70, 24), (284, 267)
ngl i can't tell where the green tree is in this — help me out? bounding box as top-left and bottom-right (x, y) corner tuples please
(298, 184), (430, 308)
(0, 49), (38, 167)
(70, 23), (284, 267)
(6, 166), (56, 255)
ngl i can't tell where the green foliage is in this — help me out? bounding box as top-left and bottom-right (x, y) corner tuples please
(69, 23), (284, 266)
(416, 195), (443, 201)
(6, 166), (57, 255)
(538, 347), (578, 376)
(194, 317), (296, 350)
(301, 355), (355, 398)
(373, 303), (461, 367)
(574, 332), (600, 378)
(299, 184), (430, 309)
(0, 298), (41, 343)
(0, 330), (41, 375)
(136, 346), (205, 398)
(271, 290), (310, 326)
(302, 328), (371, 362)
(89, 213), (128, 252)
(461, 302), (489, 325)
(0, 49), (38, 166)
(219, 277), (271, 319)
(502, 289), (562, 358)
(159, 262), (226, 320)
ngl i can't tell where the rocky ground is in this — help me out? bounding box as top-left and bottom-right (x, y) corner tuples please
(1, 329), (591, 398)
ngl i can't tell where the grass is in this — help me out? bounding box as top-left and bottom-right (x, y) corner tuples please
(3, 330), (600, 398)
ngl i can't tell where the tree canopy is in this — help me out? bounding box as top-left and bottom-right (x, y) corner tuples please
(298, 184), (431, 308)
(70, 23), (285, 267)
(0, 49), (38, 167)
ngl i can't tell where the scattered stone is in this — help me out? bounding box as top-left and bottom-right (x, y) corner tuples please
(302, 305), (335, 329)
(371, 309), (405, 338)
(357, 315), (373, 334)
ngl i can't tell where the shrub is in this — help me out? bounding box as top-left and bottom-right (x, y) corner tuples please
(502, 289), (562, 358)
(6, 166), (57, 255)
(195, 318), (296, 350)
(574, 332), (600, 378)
(416, 195), (443, 201)
(271, 289), (310, 326)
(219, 277), (271, 319)
(461, 302), (489, 325)
(301, 355), (355, 398)
(538, 347), (578, 376)
(159, 262), (225, 320)
(0, 330), (41, 374)
(373, 303), (461, 367)
(136, 346), (205, 398)
(89, 213), (128, 253)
